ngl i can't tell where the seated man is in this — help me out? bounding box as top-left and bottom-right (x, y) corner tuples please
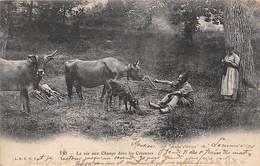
(149, 73), (194, 114)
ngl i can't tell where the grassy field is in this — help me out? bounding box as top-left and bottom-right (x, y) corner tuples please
(0, 33), (260, 142)
(1, 75), (259, 142)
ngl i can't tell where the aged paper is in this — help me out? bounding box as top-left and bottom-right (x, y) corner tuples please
(1, 0), (260, 166)
(1, 131), (260, 166)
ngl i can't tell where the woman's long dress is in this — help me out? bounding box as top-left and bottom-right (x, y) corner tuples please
(221, 53), (240, 99)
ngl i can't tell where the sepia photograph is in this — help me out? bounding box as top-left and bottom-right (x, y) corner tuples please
(0, 0), (260, 165)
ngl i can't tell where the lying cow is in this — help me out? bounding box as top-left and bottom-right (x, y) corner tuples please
(64, 57), (144, 101)
(105, 80), (140, 113)
(0, 50), (57, 113)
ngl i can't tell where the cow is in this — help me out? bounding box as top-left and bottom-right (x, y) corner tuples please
(105, 79), (141, 113)
(64, 57), (144, 101)
(0, 50), (57, 113)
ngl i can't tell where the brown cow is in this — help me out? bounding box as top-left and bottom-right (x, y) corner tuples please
(0, 50), (57, 113)
(64, 57), (144, 101)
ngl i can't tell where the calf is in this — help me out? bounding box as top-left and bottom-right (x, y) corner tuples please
(105, 80), (140, 113)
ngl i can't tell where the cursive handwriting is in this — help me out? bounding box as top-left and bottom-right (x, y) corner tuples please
(12, 137), (256, 166)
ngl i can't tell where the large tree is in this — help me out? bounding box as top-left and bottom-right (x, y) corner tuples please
(0, 1), (11, 58)
(224, 0), (258, 98)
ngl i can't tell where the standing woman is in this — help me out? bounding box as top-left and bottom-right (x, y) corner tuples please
(221, 46), (240, 100)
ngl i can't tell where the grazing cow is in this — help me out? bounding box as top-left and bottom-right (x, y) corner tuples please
(64, 57), (144, 101)
(105, 80), (140, 113)
(0, 50), (57, 113)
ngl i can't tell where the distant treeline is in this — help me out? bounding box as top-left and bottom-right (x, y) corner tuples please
(0, 0), (154, 41)
(1, 0), (229, 42)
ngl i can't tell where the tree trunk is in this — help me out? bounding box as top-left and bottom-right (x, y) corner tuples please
(1, 39), (7, 58)
(28, 1), (33, 25)
(62, 4), (66, 24)
(25, 1), (33, 35)
(6, 1), (13, 38)
(224, 0), (257, 99)
(0, 1), (9, 58)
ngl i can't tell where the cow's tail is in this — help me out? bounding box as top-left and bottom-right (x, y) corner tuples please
(102, 61), (115, 78)
(65, 62), (74, 99)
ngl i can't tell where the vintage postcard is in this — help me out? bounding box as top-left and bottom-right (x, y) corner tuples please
(0, 0), (260, 165)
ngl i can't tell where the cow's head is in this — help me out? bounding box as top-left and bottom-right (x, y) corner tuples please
(129, 97), (141, 112)
(127, 60), (145, 81)
(28, 50), (57, 77)
(127, 86), (141, 112)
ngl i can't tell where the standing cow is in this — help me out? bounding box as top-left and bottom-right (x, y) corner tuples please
(64, 57), (144, 101)
(0, 50), (57, 113)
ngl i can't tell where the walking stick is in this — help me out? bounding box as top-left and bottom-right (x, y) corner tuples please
(143, 75), (175, 93)
(143, 75), (158, 89)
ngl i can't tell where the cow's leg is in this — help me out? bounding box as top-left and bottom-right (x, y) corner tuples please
(108, 91), (114, 109)
(101, 80), (110, 102)
(20, 89), (30, 114)
(100, 85), (106, 102)
(67, 85), (73, 101)
(118, 97), (121, 110)
(75, 81), (83, 100)
(124, 98), (128, 111)
(118, 98), (121, 109)
(75, 83), (84, 109)
(20, 91), (25, 112)
(65, 73), (74, 101)
(109, 96), (113, 107)
(104, 91), (111, 111)
(109, 91), (115, 108)
(114, 73), (120, 80)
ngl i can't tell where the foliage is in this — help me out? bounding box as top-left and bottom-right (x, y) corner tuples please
(0, 1), (17, 35)
(35, 1), (77, 41)
(0, 2), (9, 29)
(168, 0), (224, 41)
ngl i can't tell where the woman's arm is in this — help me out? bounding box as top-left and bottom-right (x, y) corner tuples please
(225, 60), (239, 68)
(224, 53), (240, 69)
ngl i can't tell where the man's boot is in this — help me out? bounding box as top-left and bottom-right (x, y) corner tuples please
(148, 101), (161, 109)
(159, 107), (171, 114)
